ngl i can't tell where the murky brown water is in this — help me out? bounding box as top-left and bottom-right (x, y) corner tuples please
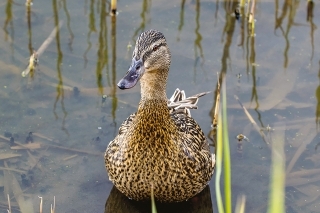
(0, 0), (319, 212)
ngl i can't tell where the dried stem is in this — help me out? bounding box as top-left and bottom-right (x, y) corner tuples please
(22, 20), (64, 77)
(213, 72), (221, 129)
(51, 196), (56, 213)
(234, 95), (270, 147)
(39, 196), (43, 213)
(7, 194), (11, 213)
(111, 0), (117, 16)
(248, 0), (256, 36)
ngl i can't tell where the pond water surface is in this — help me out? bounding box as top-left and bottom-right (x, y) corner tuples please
(0, 0), (319, 212)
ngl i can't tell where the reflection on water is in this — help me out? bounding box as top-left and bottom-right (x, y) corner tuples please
(3, 0), (13, 42)
(26, 5), (33, 54)
(105, 186), (213, 213)
(193, 0), (204, 75)
(110, 16), (118, 121)
(177, 0), (186, 41)
(0, 0), (319, 212)
(131, 0), (151, 43)
(307, 0), (315, 61)
(52, 0), (68, 134)
(95, 0), (109, 95)
(61, 0), (75, 51)
(316, 61), (320, 127)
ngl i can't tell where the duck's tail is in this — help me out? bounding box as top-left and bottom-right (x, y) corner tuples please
(168, 88), (211, 116)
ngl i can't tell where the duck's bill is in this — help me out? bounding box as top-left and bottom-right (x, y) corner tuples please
(117, 59), (144, 90)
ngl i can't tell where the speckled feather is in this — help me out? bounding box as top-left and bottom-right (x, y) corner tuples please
(105, 30), (215, 202)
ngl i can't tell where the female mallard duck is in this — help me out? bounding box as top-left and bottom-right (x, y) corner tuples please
(105, 29), (215, 202)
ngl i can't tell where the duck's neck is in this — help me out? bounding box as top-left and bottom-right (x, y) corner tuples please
(139, 69), (168, 104)
(136, 68), (174, 131)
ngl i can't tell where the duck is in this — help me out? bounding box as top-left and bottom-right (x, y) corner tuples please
(104, 29), (215, 202)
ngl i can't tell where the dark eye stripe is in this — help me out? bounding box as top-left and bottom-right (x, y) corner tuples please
(143, 43), (164, 61)
(142, 43), (165, 62)
(153, 43), (164, 51)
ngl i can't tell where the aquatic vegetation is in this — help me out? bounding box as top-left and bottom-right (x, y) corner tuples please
(0, 0), (319, 212)
(215, 76), (232, 213)
(21, 21), (63, 78)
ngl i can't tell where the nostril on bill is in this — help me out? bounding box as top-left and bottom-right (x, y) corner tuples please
(117, 81), (126, 89)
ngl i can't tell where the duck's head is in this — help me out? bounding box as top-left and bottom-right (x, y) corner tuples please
(118, 30), (171, 90)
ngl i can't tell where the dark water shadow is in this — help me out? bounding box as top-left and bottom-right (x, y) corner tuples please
(105, 186), (213, 213)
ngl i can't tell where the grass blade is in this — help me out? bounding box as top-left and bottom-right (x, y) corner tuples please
(151, 184), (157, 213)
(222, 76), (232, 213)
(267, 122), (285, 213)
(215, 110), (224, 213)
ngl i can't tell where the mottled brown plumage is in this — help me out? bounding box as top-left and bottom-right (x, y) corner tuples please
(105, 29), (215, 202)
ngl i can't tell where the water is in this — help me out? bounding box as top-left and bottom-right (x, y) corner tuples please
(0, 0), (319, 212)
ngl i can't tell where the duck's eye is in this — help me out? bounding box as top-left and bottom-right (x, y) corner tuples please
(152, 45), (159, 51)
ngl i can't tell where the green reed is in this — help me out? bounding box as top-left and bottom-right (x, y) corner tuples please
(215, 77), (232, 213)
(215, 111), (224, 213)
(151, 185), (158, 213)
(267, 124), (285, 213)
